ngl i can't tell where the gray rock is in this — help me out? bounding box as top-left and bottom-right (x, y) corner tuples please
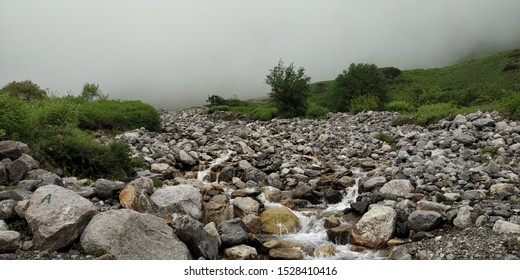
(407, 210), (443, 232)
(242, 214), (262, 234)
(93, 179), (125, 200)
(492, 220), (520, 234)
(416, 200), (451, 213)
(261, 186), (282, 202)
(461, 190), (486, 201)
(172, 214), (219, 260)
(360, 176), (387, 193)
(0, 230), (21, 253)
(0, 199), (18, 220)
(14, 200), (30, 219)
(269, 247), (303, 260)
(472, 118), (495, 130)
(25, 185), (97, 251)
(232, 197), (260, 218)
(241, 167), (267, 184)
(454, 130), (476, 145)
(151, 184), (202, 220)
(350, 205), (397, 249)
(217, 166), (235, 182)
(0, 220), (8, 231)
(179, 150), (197, 167)
(217, 218), (249, 246)
(0, 141), (29, 160)
(453, 205), (474, 229)
(379, 179), (415, 198)
(81, 209), (191, 259)
(6, 155), (35, 182)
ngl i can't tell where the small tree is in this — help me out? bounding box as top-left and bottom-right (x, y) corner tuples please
(81, 83), (108, 101)
(1, 80), (47, 101)
(333, 63), (388, 112)
(265, 60), (310, 118)
(206, 94), (225, 106)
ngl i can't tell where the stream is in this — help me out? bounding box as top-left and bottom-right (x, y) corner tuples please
(198, 151), (383, 260)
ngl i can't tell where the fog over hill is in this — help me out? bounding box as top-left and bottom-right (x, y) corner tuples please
(1, 0), (520, 109)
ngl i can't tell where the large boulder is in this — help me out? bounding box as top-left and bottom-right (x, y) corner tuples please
(93, 179), (125, 200)
(25, 185), (97, 251)
(260, 207), (301, 234)
(407, 210), (443, 232)
(171, 214), (219, 260)
(81, 209), (191, 259)
(379, 180), (414, 197)
(360, 176), (387, 193)
(349, 205), (396, 249)
(151, 185), (202, 220)
(0, 141), (29, 160)
(492, 220), (520, 234)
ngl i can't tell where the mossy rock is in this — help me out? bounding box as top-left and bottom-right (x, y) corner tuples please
(260, 207), (300, 234)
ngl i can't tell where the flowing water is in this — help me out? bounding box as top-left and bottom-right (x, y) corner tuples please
(199, 152), (383, 260)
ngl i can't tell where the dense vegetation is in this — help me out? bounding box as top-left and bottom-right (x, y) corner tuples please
(0, 81), (161, 180)
(207, 48), (520, 124)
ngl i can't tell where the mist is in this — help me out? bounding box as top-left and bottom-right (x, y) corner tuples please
(1, 0), (520, 109)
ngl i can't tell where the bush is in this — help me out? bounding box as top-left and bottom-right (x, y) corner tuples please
(206, 95), (226, 106)
(207, 105), (231, 114)
(380, 67), (402, 80)
(0, 93), (36, 141)
(30, 97), (80, 127)
(251, 106), (277, 121)
(78, 100), (161, 132)
(80, 83), (108, 101)
(385, 101), (416, 113)
(415, 103), (458, 125)
(333, 63), (388, 112)
(499, 90), (520, 119)
(36, 128), (133, 180)
(349, 95), (381, 114)
(306, 103), (329, 119)
(265, 60), (311, 118)
(391, 114), (416, 126)
(1, 80), (47, 101)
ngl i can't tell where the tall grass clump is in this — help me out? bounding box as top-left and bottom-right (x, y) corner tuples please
(385, 101), (416, 113)
(415, 103), (458, 125)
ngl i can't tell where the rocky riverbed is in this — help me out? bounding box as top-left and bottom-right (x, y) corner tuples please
(0, 108), (519, 260)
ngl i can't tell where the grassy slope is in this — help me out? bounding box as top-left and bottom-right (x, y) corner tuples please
(309, 48), (520, 104)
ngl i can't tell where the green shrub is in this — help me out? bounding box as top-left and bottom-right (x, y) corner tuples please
(36, 128), (133, 180)
(417, 87), (449, 105)
(480, 147), (499, 155)
(1, 80), (47, 101)
(349, 95), (381, 113)
(80, 83), (108, 101)
(385, 101), (416, 113)
(78, 100), (161, 132)
(0, 93), (36, 141)
(380, 67), (402, 79)
(415, 103), (458, 125)
(251, 106), (277, 121)
(373, 133), (395, 144)
(152, 178), (164, 188)
(391, 114), (416, 126)
(306, 103), (329, 119)
(499, 90), (520, 120)
(206, 95), (226, 106)
(31, 97), (80, 127)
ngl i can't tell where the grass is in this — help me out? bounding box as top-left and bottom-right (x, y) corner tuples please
(373, 133), (395, 144)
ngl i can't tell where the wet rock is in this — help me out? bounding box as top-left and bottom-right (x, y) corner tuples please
(327, 225), (351, 245)
(323, 215), (341, 229)
(217, 218), (249, 247)
(232, 197), (260, 218)
(151, 184), (202, 220)
(350, 205), (397, 249)
(172, 214), (219, 260)
(260, 207), (301, 234)
(224, 244), (258, 260)
(379, 180), (414, 198)
(0, 230), (21, 253)
(350, 201), (369, 214)
(314, 243), (336, 258)
(81, 209), (191, 259)
(407, 210), (443, 232)
(217, 166), (235, 183)
(269, 247), (303, 260)
(26, 185), (97, 251)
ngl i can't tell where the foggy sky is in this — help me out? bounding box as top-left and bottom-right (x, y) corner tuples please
(1, 0), (520, 109)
